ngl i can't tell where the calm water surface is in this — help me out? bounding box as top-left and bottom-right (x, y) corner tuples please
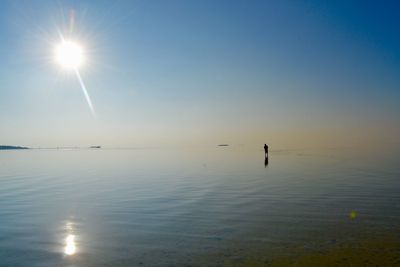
(0, 148), (399, 266)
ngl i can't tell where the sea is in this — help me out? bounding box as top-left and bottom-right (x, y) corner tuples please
(0, 147), (399, 266)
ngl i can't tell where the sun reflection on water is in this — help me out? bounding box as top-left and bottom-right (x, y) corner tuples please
(64, 234), (76, 255)
(64, 221), (77, 256)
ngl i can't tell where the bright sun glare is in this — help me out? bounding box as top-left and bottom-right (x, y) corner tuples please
(55, 40), (84, 69)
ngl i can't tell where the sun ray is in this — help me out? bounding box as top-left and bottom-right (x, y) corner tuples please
(53, 32), (96, 118)
(74, 68), (96, 118)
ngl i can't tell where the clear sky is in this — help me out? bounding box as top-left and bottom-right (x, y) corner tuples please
(0, 0), (399, 149)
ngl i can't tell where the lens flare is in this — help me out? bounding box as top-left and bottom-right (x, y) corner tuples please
(75, 68), (96, 118)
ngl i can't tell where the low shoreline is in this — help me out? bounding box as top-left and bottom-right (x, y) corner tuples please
(0, 145), (29, 150)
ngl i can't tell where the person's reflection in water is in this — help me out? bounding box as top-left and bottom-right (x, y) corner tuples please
(264, 155), (269, 167)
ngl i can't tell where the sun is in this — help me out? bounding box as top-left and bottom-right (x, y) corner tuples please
(55, 40), (84, 69)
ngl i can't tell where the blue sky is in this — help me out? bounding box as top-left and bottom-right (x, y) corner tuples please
(0, 0), (399, 148)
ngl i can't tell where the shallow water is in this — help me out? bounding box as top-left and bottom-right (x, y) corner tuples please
(0, 148), (399, 266)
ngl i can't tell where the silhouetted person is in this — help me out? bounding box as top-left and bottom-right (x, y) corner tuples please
(264, 156), (269, 167)
(264, 144), (269, 157)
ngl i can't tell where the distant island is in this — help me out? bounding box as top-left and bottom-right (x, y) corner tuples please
(0, 146), (103, 150)
(0, 145), (29, 150)
(218, 144), (229, 147)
